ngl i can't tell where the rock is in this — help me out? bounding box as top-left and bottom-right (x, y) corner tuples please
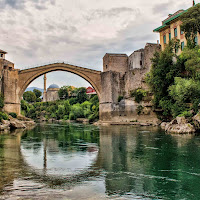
(23, 121), (36, 126)
(160, 122), (169, 130)
(17, 115), (32, 121)
(0, 124), (10, 131)
(165, 116), (195, 134)
(193, 113), (200, 130)
(10, 119), (26, 129)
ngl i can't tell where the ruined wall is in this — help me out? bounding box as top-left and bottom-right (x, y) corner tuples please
(128, 49), (144, 70)
(100, 43), (161, 124)
(103, 54), (128, 75)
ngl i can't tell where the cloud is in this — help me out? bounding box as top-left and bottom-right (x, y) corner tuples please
(0, 0), (197, 88)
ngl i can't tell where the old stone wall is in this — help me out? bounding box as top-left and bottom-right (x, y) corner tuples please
(100, 43), (161, 123)
(103, 54), (128, 75)
(3, 68), (20, 114)
(46, 88), (60, 102)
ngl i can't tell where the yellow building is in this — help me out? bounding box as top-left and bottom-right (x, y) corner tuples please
(153, 5), (200, 53)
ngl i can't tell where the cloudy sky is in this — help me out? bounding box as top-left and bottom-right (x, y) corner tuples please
(0, 0), (197, 89)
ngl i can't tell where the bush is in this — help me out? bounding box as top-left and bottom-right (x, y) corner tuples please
(0, 94), (4, 109)
(178, 111), (192, 118)
(118, 96), (123, 102)
(131, 88), (147, 103)
(9, 112), (17, 118)
(136, 105), (144, 115)
(0, 112), (8, 121)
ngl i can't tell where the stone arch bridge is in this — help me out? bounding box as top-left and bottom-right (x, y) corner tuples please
(3, 63), (102, 116)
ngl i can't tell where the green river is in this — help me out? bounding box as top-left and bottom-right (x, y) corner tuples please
(0, 123), (200, 200)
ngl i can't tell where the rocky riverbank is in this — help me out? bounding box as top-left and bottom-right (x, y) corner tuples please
(0, 115), (35, 131)
(160, 113), (200, 134)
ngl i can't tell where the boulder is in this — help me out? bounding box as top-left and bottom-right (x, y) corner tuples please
(193, 113), (200, 130)
(10, 119), (26, 129)
(165, 116), (195, 134)
(160, 122), (169, 130)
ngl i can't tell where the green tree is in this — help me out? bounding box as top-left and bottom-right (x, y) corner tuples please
(58, 86), (69, 99)
(180, 4), (200, 48)
(180, 46), (200, 79)
(23, 91), (37, 103)
(76, 87), (88, 104)
(146, 39), (183, 107)
(33, 89), (42, 98)
(64, 100), (71, 115)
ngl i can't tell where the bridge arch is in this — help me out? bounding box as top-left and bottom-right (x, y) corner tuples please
(18, 63), (102, 102)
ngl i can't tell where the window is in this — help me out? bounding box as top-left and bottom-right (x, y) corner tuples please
(180, 30), (184, 35)
(181, 42), (184, 51)
(174, 28), (177, 37)
(163, 35), (166, 44)
(0, 54), (3, 57)
(169, 33), (171, 40)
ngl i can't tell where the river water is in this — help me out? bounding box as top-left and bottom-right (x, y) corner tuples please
(0, 123), (200, 200)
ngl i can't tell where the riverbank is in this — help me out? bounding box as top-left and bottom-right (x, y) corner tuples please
(0, 115), (35, 132)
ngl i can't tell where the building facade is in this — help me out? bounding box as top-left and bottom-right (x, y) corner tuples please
(153, 5), (200, 53)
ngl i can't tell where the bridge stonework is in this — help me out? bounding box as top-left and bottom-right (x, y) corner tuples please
(2, 63), (102, 116)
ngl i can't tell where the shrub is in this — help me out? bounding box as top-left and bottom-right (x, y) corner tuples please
(9, 112), (17, 118)
(178, 111), (192, 118)
(0, 94), (4, 109)
(131, 88), (147, 103)
(118, 96), (123, 102)
(0, 112), (8, 121)
(136, 105), (144, 115)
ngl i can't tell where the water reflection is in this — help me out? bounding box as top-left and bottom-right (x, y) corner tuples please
(1, 124), (200, 199)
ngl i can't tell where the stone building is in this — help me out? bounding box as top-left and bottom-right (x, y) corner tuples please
(43, 74), (60, 102)
(153, 3), (200, 53)
(46, 84), (60, 102)
(100, 43), (161, 123)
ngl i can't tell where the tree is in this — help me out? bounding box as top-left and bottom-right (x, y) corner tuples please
(180, 46), (200, 79)
(146, 39), (183, 107)
(23, 91), (37, 103)
(58, 86), (69, 99)
(33, 89), (42, 98)
(180, 4), (200, 48)
(76, 87), (88, 104)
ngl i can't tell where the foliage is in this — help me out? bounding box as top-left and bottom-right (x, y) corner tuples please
(0, 94), (4, 109)
(9, 112), (17, 118)
(21, 91), (99, 122)
(146, 39), (183, 107)
(130, 88), (148, 103)
(118, 96), (123, 102)
(76, 87), (88, 103)
(23, 91), (37, 103)
(180, 4), (200, 48)
(33, 89), (42, 98)
(169, 77), (200, 104)
(180, 46), (200, 79)
(58, 86), (69, 100)
(136, 105), (144, 115)
(0, 112), (8, 121)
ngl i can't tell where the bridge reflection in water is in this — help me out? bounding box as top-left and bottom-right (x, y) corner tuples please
(1, 124), (200, 199)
